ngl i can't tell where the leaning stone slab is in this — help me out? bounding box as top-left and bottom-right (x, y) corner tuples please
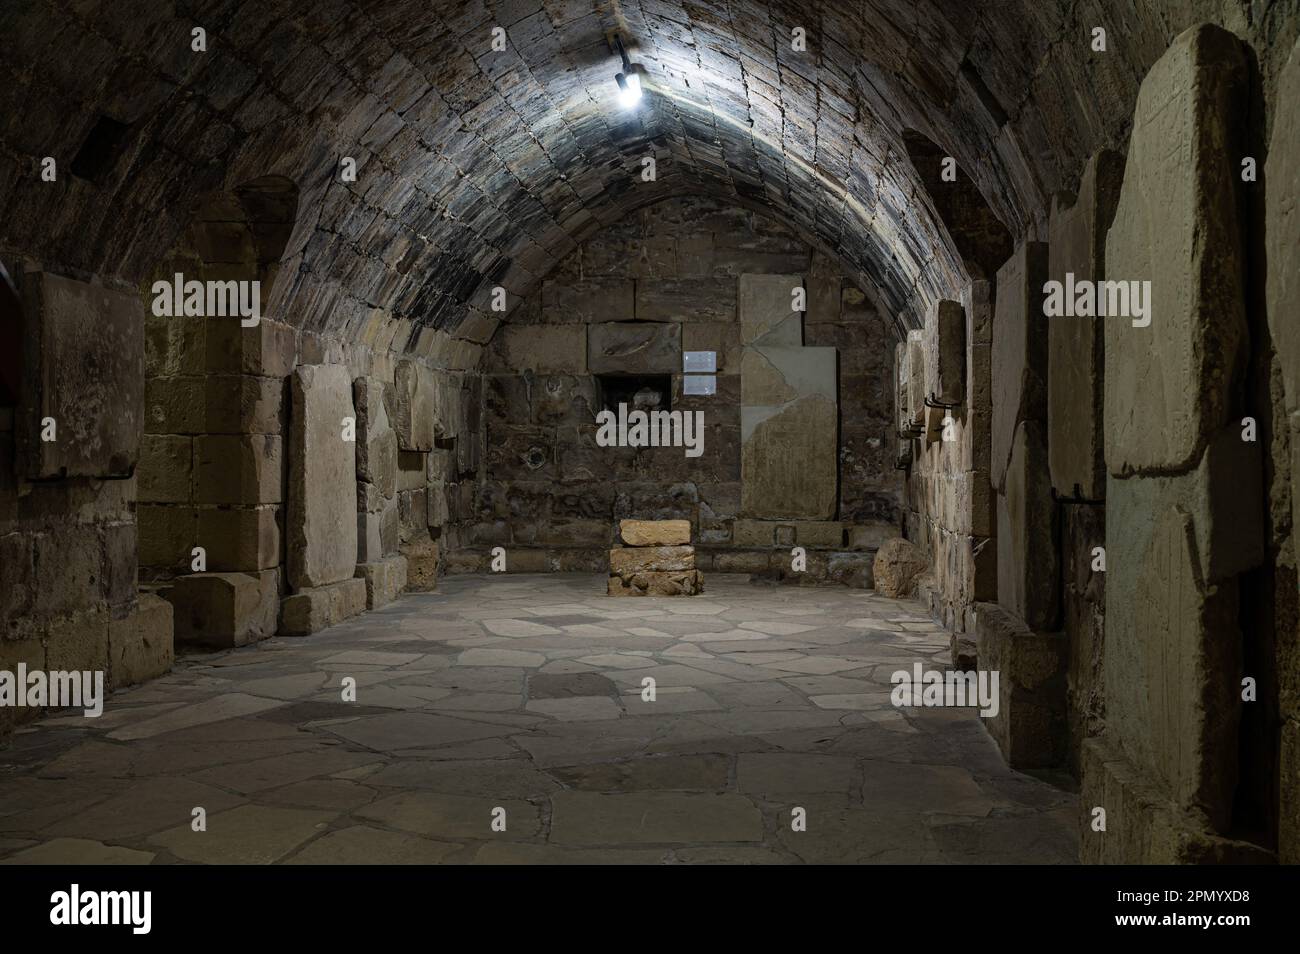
(619, 519), (691, 546)
(973, 601), (1068, 769)
(288, 364), (358, 589)
(280, 577), (367, 636)
(609, 545), (695, 574)
(991, 241), (1048, 492)
(1104, 23), (1248, 476)
(1047, 149), (1125, 501)
(607, 569), (704, 597)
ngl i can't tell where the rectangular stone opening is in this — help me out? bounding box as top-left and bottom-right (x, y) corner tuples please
(596, 373), (672, 413)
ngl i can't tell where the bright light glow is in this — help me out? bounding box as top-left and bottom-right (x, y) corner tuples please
(616, 72), (642, 108)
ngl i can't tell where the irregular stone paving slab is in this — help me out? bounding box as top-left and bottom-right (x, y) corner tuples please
(151, 805), (338, 864)
(0, 572), (1076, 865)
(286, 826), (460, 865)
(0, 838), (154, 865)
(550, 791), (764, 845)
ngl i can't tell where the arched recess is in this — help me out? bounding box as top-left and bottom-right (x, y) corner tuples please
(138, 176), (299, 647)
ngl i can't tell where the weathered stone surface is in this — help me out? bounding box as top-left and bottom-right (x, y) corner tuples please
(18, 271), (144, 478)
(108, 594), (174, 689)
(609, 545), (695, 574)
(1269, 37), (1300, 423)
(198, 504), (281, 571)
(619, 519), (690, 546)
(1104, 24), (1247, 476)
(974, 601), (1068, 769)
(288, 364), (357, 589)
(488, 325), (587, 373)
(587, 322), (680, 374)
(356, 554), (407, 609)
(996, 419), (1059, 631)
(1047, 149), (1125, 500)
(195, 434), (283, 504)
(733, 519), (842, 548)
(138, 434), (193, 503)
(204, 374), (285, 435)
(739, 273), (802, 345)
(741, 346), (837, 519)
(205, 318), (296, 377)
(1081, 734), (1273, 864)
(991, 241), (1048, 492)
(925, 299), (965, 406)
(166, 571), (279, 648)
(354, 376), (397, 499)
(607, 569), (704, 596)
(280, 577), (367, 636)
(873, 538), (927, 597)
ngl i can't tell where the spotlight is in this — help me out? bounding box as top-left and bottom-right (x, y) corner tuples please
(613, 34), (642, 109)
(616, 71), (642, 107)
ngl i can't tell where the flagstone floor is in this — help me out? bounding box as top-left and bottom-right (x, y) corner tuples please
(0, 574), (1078, 864)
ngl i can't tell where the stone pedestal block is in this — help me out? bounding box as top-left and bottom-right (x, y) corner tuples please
(289, 364), (358, 589)
(356, 554), (408, 609)
(280, 577), (367, 636)
(619, 519), (690, 546)
(609, 545), (694, 574)
(1080, 734), (1274, 864)
(108, 594), (174, 689)
(732, 519), (843, 548)
(974, 602), (1068, 769)
(166, 570), (279, 648)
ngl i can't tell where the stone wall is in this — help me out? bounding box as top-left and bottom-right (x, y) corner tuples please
(468, 196), (902, 581)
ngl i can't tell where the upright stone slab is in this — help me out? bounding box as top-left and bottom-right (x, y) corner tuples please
(394, 358), (439, 451)
(1266, 33), (1300, 867)
(1047, 149), (1125, 500)
(991, 242), (1048, 492)
(740, 346), (837, 519)
(1102, 24), (1255, 840)
(996, 419), (1059, 630)
(289, 364), (358, 590)
(588, 322), (681, 374)
(1104, 25), (1248, 476)
(18, 271), (144, 478)
(739, 274), (803, 345)
(925, 299), (966, 407)
(906, 330), (925, 433)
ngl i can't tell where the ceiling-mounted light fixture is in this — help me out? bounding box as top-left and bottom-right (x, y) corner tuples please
(613, 34), (642, 108)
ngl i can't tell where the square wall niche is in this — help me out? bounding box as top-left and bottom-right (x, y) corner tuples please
(597, 374), (672, 413)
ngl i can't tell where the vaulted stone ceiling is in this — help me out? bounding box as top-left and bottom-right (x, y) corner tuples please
(0, 0), (1289, 348)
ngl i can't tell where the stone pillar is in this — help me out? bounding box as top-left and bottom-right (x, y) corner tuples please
(354, 375), (406, 609)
